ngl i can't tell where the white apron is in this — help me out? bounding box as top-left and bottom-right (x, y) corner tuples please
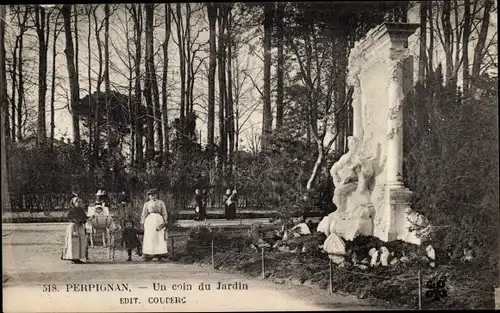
(143, 213), (168, 256)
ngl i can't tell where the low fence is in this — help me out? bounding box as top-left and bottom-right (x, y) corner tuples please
(162, 225), (494, 311)
(7, 192), (260, 213)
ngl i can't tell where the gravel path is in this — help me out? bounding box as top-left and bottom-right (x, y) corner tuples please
(3, 223), (384, 312)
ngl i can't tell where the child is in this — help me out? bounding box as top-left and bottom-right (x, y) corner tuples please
(121, 219), (143, 261)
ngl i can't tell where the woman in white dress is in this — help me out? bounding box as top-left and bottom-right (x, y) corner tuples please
(141, 189), (168, 261)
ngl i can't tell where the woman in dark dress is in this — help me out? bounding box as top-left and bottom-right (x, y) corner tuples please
(194, 189), (206, 221)
(62, 197), (90, 264)
(223, 189), (237, 220)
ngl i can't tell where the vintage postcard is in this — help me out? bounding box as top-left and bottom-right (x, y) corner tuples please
(1, 2), (498, 312)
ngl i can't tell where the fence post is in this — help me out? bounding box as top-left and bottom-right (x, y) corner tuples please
(329, 258), (333, 294)
(211, 240), (215, 268)
(261, 247), (265, 279)
(418, 269), (422, 310)
(171, 237), (175, 257)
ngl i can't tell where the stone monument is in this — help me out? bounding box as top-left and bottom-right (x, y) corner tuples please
(320, 22), (427, 249)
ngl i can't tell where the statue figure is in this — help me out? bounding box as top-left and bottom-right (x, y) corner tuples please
(330, 136), (362, 212)
(328, 156), (376, 238)
(320, 134), (377, 247)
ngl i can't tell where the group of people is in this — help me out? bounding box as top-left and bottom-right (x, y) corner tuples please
(61, 187), (240, 264)
(193, 188), (238, 221)
(61, 189), (169, 264)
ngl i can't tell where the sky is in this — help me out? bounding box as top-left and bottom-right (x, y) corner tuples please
(3, 3), (497, 151)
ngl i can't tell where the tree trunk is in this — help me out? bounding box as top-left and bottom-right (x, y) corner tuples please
(145, 4), (155, 163)
(133, 4), (144, 168)
(125, 5), (134, 166)
(185, 4), (192, 117)
(74, 5), (79, 90)
(35, 5), (49, 146)
(162, 4), (171, 162)
(306, 143), (324, 191)
(207, 3), (217, 151)
(217, 5), (227, 169)
(176, 4), (186, 128)
(261, 3), (273, 149)
(275, 2), (284, 131)
(15, 7), (29, 142)
(226, 7), (235, 180)
(17, 15), (25, 141)
(1, 4), (11, 213)
(151, 11), (162, 164)
(61, 4), (81, 155)
(10, 35), (18, 142)
(51, 11), (60, 149)
(93, 6), (103, 161)
(442, 0), (453, 87)
(105, 4), (111, 146)
(105, 3), (114, 187)
(462, 0), (471, 95)
(427, 1), (434, 82)
(471, 0), (492, 82)
(418, 1), (427, 84)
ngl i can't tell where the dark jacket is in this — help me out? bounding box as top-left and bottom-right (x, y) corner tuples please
(67, 206), (88, 224)
(121, 228), (143, 248)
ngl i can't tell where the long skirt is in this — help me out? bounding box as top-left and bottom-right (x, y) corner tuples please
(142, 213), (168, 257)
(61, 223), (87, 260)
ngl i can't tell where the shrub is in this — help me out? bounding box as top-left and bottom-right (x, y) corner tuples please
(403, 75), (499, 269)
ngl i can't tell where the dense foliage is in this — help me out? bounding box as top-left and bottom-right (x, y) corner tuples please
(403, 73), (499, 268)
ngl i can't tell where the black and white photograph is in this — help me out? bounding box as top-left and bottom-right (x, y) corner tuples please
(1, 1), (498, 311)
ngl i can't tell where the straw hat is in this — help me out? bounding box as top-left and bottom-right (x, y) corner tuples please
(96, 189), (107, 196)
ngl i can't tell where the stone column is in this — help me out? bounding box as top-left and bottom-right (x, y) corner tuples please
(384, 23), (419, 241)
(386, 57), (405, 187)
(384, 23), (418, 188)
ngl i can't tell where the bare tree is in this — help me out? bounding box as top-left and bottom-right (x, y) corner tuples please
(151, 6), (163, 167)
(144, 4), (155, 163)
(261, 3), (273, 149)
(33, 5), (51, 146)
(288, 23), (353, 190)
(1, 4), (11, 212)
(427, 1), (435, 81)
(105, 3), (112, 153)
(9, 6), (29, 142)
(275, 2), (285, 130)
(471, 0), (493, 82)
(207, 3), (217, 150)
(226, 4), (235, 179)
(162, 4), (171, 160)
(50, 8), (62, 148)
(61, 4), (81, 155)
(244, 124), (261, 158)
(173, 3), (186, 126)
(130, 4), (144, 167)
(462, 0), (471, 94)
(418, 1), (428, 83)
(92, 5), (104, 159)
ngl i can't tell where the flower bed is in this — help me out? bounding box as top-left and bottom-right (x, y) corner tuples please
(170, 225), (496, 309)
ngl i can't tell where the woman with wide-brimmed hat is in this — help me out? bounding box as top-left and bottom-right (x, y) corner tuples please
(140, 189), (168, 261)
(61, 196), (91, 264)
